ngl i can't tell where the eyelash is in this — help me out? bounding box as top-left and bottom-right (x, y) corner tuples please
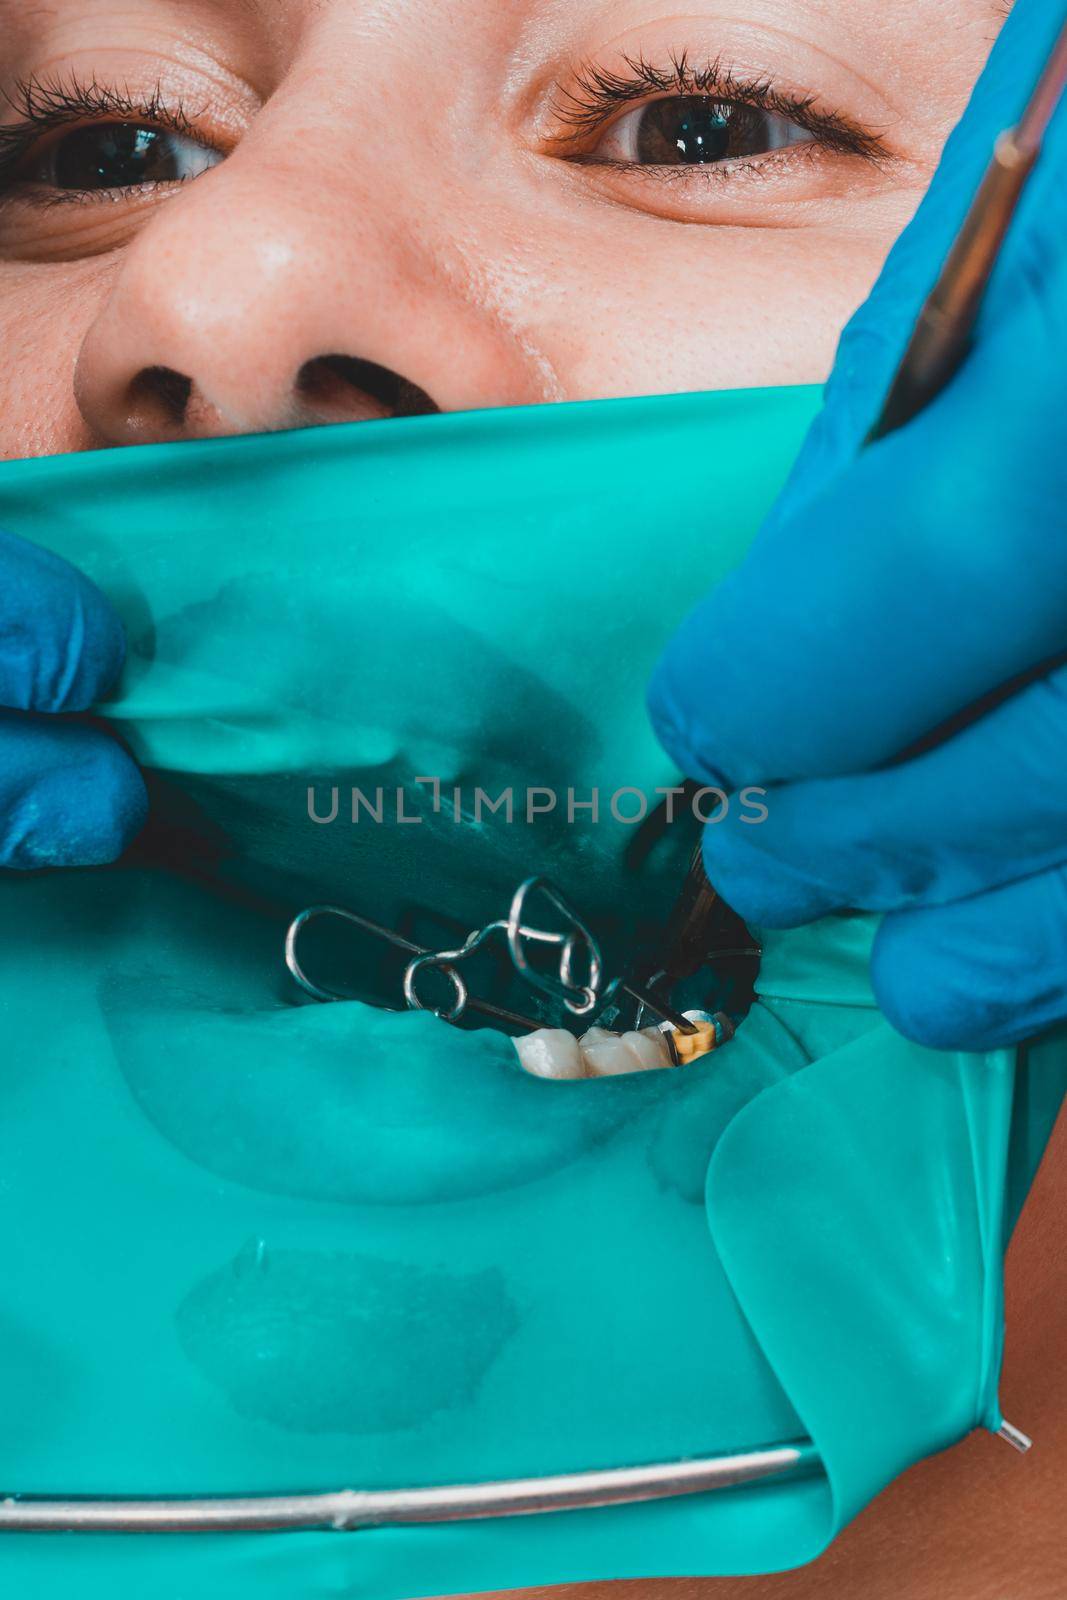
(0, 54), (888, 207)
(0, 73), (200, 197)
(552, 52), (888, 167)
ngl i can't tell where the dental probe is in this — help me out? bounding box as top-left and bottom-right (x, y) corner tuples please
(655, 17), (1067, 991)
(870, 14), (1067, 440)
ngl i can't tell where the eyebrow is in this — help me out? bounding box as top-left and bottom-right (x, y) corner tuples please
(0, 0), (267, 22)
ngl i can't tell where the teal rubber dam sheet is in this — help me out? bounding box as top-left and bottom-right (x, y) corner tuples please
(0, 389), (1063, 1599)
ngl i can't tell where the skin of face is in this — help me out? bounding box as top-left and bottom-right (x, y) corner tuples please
(0, 0), (1009, 459)
(4, 4), (1062, 1597)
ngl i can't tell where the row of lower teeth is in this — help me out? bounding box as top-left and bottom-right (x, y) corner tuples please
(514, 1024), (678, 1080)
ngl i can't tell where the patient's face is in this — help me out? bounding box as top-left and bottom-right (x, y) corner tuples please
(0, 0), (1005, 459)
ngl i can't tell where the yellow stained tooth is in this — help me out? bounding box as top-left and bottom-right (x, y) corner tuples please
(671, 1022), (718, 1065)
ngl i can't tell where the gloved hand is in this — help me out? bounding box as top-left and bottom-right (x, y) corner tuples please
(0, 530), (146, 868)
(648, 0), (1067, 1052)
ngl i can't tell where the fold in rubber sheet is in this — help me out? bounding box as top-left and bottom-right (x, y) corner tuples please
(0, 391), (1063, 1600)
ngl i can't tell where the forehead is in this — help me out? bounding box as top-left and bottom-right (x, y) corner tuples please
(0, 0), (1007, 35)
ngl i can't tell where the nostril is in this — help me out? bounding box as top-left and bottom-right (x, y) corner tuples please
(126, 366), (193, 434)
(298, 355), (439, 421)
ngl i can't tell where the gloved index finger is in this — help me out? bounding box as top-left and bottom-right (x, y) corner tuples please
(649, 315), (1067, 791)
(0, 529), (126, 713)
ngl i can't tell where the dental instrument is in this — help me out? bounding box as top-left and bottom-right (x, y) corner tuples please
(285, 876), (735, 1072)
(871, 13), (1067, 440)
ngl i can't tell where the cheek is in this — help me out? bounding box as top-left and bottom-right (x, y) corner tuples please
(0, 261), (116, 462)
(508, 205), (915, 401)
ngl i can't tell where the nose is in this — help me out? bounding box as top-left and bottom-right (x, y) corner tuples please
(75, 167), (545, 446)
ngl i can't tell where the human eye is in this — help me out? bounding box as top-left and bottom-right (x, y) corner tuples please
(0, 75), (224, 203)
(547, 53), (887, 183)
(594, 91), (815, 167)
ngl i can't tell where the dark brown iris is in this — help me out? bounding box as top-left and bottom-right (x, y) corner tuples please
(635, 98), (779, 164)
(52, 124), (178, 189)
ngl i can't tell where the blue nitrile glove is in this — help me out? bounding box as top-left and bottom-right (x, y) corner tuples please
(0, 530), (146, 867)
(648, 0), (1067, 1052)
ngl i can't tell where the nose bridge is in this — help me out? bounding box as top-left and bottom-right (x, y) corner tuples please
(93, 172), (403, 425)
(75, 121), (546, 439)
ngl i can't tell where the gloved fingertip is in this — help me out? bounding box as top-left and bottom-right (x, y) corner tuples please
(2, 727), (148, 870)
(871, 909), (1027, 1052)
(0, 529), (128, 712)
(75, 588), (128, 707)
(647, 644), (728, 790)
(700, 815), (839, 929)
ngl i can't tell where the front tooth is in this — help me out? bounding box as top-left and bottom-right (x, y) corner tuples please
(514, 1028), (586, 1080)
